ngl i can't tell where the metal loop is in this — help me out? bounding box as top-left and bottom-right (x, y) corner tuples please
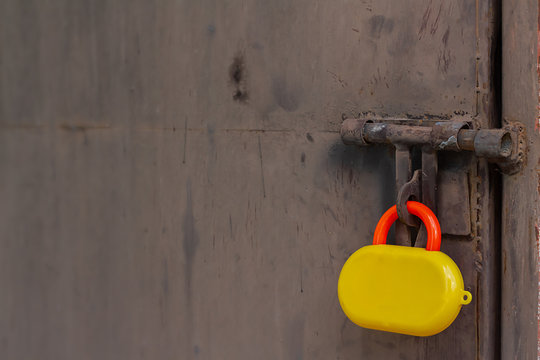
(396, 170), (422, 227)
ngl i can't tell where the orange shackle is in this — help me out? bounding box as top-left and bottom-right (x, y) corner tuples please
(373, 201), (441, 251)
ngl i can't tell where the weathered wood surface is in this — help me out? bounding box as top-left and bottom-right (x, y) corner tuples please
(501, 0), (540, 358)
(0, 1), (500, 359)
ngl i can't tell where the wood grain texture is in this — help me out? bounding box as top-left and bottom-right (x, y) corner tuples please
(0, 1), (499, 359)
(501, 0), (540, 358)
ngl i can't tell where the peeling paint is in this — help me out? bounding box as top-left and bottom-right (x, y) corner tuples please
(438, 135), (458, 149)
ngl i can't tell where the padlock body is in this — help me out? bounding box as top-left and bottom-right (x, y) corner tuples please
(337, 245), (471, 336)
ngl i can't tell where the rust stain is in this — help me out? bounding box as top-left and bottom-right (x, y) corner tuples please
(537, 8), (540, 138)
(418, 0), (433, 40)
(442, 26), (450, 47)
(430, 3), (443, 35)
(327, 70), (348, 88)
(419, 1), (444, 40)
(437, 49), (453, 74)
(538, 160), (540, 195)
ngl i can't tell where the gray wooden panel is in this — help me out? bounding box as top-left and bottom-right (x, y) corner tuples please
(501, 0), (540, 358)
(0, 1), (498, 359)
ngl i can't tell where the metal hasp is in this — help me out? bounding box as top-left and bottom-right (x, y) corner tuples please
(340, 116), (527, 242)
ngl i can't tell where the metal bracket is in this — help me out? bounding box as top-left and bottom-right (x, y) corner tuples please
(416, 146), (438, 247)
(497, 120), (527, 175)
(397, 169), (421, 227)
(394, 145), (413, 245)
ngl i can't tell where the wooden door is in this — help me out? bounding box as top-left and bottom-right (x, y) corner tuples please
(2, 0), (538, 359)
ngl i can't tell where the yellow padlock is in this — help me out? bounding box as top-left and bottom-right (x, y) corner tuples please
(337, 201), (472, 336)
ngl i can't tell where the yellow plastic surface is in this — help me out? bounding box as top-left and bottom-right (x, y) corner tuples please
(338, 245), (471, 337)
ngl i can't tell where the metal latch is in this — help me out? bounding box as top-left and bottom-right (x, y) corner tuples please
(340, 115), (527, 245)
